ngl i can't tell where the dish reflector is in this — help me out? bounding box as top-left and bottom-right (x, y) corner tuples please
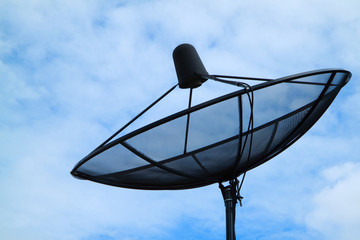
(71, 69), (351, 190)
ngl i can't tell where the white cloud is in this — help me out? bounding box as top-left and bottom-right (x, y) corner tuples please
(0, 0), (359, 239)
(306, 162), (360, 240)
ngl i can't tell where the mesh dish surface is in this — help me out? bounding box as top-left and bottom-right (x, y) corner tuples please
(71, 69), (351, 190)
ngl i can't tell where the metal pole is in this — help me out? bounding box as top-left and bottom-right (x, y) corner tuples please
(220, 183), (237, 240)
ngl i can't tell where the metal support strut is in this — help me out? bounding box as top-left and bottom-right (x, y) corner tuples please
(219, 179), (242, 240)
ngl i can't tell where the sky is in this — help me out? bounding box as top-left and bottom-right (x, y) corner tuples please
(1, 0), (360, 239)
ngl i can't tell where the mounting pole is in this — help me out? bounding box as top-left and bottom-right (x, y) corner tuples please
(220, 181), (238, 240)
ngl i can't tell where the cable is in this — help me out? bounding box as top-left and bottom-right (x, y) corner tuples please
(204, 73), (263, 240)
(208, 75), (255, 206)
(237, 82), (254, 200)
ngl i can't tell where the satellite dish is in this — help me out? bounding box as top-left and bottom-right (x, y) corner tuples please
(71, 44), (351, 239)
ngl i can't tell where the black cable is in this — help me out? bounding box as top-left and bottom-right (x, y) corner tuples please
(238, 82), (254, 197)
(209, 75), (255, 206)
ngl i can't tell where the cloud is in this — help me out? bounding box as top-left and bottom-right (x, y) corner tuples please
(306, 162), (360, 240)
(0, 0), (359, 239)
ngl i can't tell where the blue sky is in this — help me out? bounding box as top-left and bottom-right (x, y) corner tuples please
(1, 0), (360, 239)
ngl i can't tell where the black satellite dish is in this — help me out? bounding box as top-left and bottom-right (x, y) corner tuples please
(71, 44), (351, 240)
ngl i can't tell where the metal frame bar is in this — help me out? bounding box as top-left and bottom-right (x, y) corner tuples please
(95, 84), (178, 150)
(183, 88), (193, 153)
(121, 142), (200, 180)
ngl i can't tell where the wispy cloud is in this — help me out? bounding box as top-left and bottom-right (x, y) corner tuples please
(1, 0), (359, 239)
(306, 162), (360, 240)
